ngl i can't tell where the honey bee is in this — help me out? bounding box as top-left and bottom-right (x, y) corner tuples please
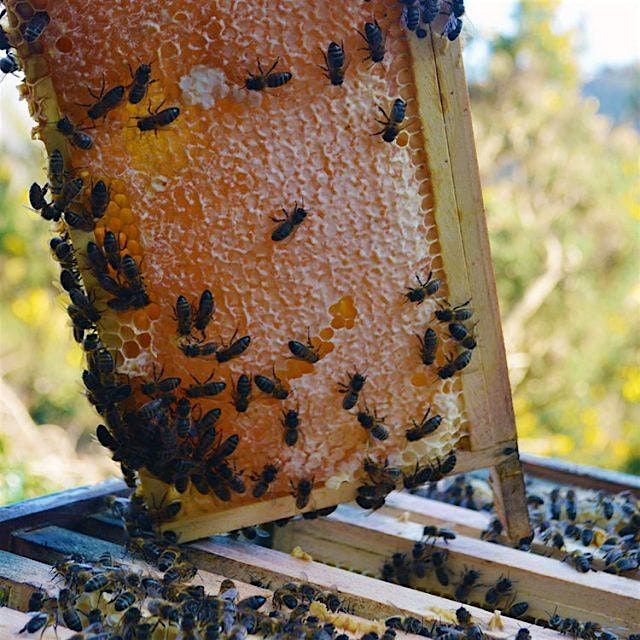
(437, 350), (472, 379)
(416, 327), (438, 366)
(373, 98), (407, 143)
(484, 575), (513, 605)
(402, 3), (420, 31)
(186, 371), (226, 398)
(336, 370), (366, 410)
(28, 182), (60, 222)
(404, 271), (441, 304)
(216, 331), (251, 363)
(179, 338), (219, 358)
(102, 230), (124, 270)
(82, 77), (125, 120)
(320, 41), (348, 86)
(288, 329), (321, 363)
(231, 373), (252, 412)
(565, 489), (577, 521)
(442, 14), (463, 41)
(356, 404), (388, 441)
(291, 477), (314, 509)
(405, 407), (442, 441)
(432, 549), (450, 586)
(22, 10), (50, 43)
(0, 51), (18, 76)
(56, 116), (93, 150)
(135, 104), (180, 133)
(564, 550), (592, 573)
(194, 289), (215, 334)
(508, 602), (529, 619)
(271, 201), (308, 242)
(435, 299), (473, 322)
(245, 57), (292, 91)
(448, 322), (477, 350)
(128, 61), (156, 104)
(251, 463), (279, 498)
(140, 365), (181, 396)
(173, 295), (192, 336)
(254, 368), (290, 399)
(112, 590), (136, 611)
(281, 408), (301, 446)
(357, 19), (386, 63)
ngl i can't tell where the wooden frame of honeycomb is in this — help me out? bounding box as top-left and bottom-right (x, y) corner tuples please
(3, 1), (530, 542)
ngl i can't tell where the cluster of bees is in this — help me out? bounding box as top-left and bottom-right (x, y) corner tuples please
(407, 475), (640, 637)
(396, 0), (465, 41)
(380, 525), (530, 623)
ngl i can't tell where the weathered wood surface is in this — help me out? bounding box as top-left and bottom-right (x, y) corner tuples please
(272, 506), (640, 631)
(0, 478), (127, 549)
(6, 524), (567, 640)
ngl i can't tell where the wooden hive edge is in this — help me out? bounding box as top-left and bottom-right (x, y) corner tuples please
(270, 505), (640, 630)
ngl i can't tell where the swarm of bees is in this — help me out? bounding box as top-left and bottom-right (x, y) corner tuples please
(405, 472), (640, 636)
(5, 0), (476, 531)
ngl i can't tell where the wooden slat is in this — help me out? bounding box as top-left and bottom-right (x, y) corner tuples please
(522, 453), (640, 495)
(0, 608), (75, 640)
(272, 506), (640, 631)
(10, 526), (271, 606)
(74, 513), (565, 639)
(189, 537), (566, 639)
(380, 492), (635, 577)
(426, 29), (530, 542)
(0, 550), (58, 612)
(0, 478), (127, 550)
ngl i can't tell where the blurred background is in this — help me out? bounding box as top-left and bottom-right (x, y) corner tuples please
(0, 0), (638, 504)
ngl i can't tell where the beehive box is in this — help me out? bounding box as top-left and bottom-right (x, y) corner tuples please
(0, 457), (638, 639)
(2, 0), (529, 541)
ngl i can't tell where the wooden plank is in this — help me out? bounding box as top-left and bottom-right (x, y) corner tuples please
(380, 492), (632, 576)
(522, 453), (640, 495)
(425, 29), (530, 541)
(11, 525), (539, 639)
(0, 608), (75, 640)
(10, 525), (271, 606)
(0, 550), (58, 612)
(0, 478), (127, 550)
(407, 20), (492, 455)
(74, 513), (564, 639)
(189, 536), (565, 639)
(271, 506), (640, 631)
(144, 444), (517, 540)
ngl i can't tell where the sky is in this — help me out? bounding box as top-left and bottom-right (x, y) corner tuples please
(464, 0), (640, 78)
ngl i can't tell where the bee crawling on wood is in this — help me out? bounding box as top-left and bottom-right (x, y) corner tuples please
(448, 322), (477, 350)
(245, 57), (292, 91)
(372, 98), (407, 143)
(404, 270), (441, 304)
(291, 476), (314, 510)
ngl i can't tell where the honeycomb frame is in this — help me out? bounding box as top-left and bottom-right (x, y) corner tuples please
(3, 0), (530, 541)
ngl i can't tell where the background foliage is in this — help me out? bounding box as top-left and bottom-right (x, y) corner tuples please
(0, 0), (638, 503)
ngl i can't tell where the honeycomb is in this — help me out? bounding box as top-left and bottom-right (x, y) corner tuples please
(5, 0), (474, 536)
